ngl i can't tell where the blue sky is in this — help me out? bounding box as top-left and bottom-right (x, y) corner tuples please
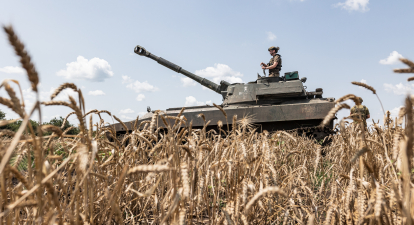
(0, 0), (413, 126)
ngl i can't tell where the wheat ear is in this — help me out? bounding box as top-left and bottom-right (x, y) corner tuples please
(0, 97), (14, 109)
(128, 165), (174, 174)
(394, 58), (414, 73)
(321, 103), (350, 126)
(41, 125), (63, 137)
(3, 25), (39, 92)
(4, 83), (24, 117)
(51, 83), (78, 100)
(351, 81), (376, 94)
(351, 81), (385, 115)
(335, 94), (361, 105)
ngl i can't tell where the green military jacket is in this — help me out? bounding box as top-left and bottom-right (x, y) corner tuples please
(267, 54), (282, 77)
(350, 105), (370, 127)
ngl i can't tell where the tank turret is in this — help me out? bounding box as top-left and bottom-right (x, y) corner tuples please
(134, 45), (323, 106)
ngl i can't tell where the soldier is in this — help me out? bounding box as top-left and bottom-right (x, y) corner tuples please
(260, 46), (282, 77)
(350, 97), (370, 129)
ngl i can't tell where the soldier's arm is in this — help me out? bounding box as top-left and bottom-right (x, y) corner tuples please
(365, 107), (370, 119)
(266, 56), (279, 69)
(266, 61), (278, 69)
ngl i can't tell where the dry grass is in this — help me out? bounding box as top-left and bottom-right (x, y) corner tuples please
(1, 25), (414, 224)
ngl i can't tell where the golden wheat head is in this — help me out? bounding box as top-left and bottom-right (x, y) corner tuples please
(351, 81), (376, 94)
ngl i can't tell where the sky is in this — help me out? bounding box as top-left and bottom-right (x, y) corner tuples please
(0, 0), (413, 126)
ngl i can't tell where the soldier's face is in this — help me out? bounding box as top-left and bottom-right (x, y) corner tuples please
(269, 50), (276, 56)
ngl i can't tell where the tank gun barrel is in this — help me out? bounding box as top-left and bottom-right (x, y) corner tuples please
(134, 45), (228, 94)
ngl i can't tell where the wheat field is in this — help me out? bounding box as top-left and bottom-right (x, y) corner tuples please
(1, 25), (414, 224)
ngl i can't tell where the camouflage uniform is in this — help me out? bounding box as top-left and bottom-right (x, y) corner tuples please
(268, 54), (282, 77)
(350, 105), (370, 128)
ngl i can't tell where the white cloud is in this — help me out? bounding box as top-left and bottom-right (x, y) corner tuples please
(379, 51), (404, 65)
(120, 108), (134, 114)
(390, 106), (404, 119)
(23, 87), (79, 102)
(120, 115), (134, 121)
(19, 87), (79, 114)
(57, 56), (114, 82)
(194, 64), (243, 85)
(335, 0), (369, 12)
(185, 96), (211, 107)
(136, 94), (145, 101)
(0, 66), (25, 74)
(266, 32), (277, 41)
(119, 112), (146, 121)
(179, 64), (243, 88)
(137, 112), (147, 117)
(122, 75), (133, 84)
(122, 75), (158, 93)
(181, 77), (197, 87)
(88, 90), (105, 96)
(384, 83), (414, 95)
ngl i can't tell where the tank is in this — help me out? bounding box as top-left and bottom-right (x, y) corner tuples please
(112, 45), (336, 140)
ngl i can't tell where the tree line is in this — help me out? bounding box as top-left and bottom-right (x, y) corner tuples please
(0, 109), (79, 136)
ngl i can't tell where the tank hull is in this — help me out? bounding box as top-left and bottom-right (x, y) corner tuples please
(112, 98), (335, 138)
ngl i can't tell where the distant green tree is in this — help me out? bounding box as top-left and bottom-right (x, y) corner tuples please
(0, 109), (25, 133)
(43, 116), (80, 135)
(0, 109), (5, 120)
(0, 109), (79, 136)
(4, 119), (40, 134)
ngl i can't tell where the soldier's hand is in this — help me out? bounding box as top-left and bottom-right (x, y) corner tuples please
(261, 66), (266, 70)
(260, 62), (266, 66)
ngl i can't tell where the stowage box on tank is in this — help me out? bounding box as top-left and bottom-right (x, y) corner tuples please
(111, 45), (336, 140)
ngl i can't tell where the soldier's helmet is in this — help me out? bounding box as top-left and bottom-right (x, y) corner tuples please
(268, 46), (280, 52)
(359, 97), (363, 103)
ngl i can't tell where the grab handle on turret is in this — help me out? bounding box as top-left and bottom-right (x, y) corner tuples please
(134, 45), (229, 95)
